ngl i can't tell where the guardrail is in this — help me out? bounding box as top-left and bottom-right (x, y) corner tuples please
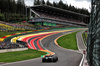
(0, 48), (28, 53)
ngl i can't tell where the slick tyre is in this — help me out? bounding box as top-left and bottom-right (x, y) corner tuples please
(42, 58), (45, 62)
(53, 58), (56, 62)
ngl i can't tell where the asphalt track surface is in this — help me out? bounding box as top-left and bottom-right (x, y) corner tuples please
(76, 31), (86, 50)
(1, 29), (82, 66)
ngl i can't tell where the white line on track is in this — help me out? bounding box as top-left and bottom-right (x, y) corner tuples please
(76, 30), (87, 66)
(1, 29), (83, 66)
(54, 30), (85, 66)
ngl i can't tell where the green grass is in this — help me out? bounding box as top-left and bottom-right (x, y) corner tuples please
(57, 31), (79, 50)
(82, 32), (88, 46)
(0, 31), (25, 38)
(85, 32), (88, 39)
(0, 49), (46, 62)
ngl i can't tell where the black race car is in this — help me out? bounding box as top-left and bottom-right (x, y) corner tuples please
(42, 55), (58, 62)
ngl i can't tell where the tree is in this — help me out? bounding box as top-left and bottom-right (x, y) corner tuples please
(0, 0), (4, 13)
(35, 0), (41, 5)
(17, 0), (22, 14)
(21, 0), (26, 14)
(53, 1), (57, 7)
(16, 0), (25, 14)
(0, 12), (4, 21)
(11, 0), (17, 13)
(41, 0), (45, 5)
(46, 0), (52, 6)
(58, 0), (64, 8)
(34, 0), (37, 5)
(0, 0), (26, 22)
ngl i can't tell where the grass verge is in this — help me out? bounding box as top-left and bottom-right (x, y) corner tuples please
(82, 31), (87, 46)
(85, 32), (87, 39)
(57, 31), (80, 50)
(0, 49), (46, 62)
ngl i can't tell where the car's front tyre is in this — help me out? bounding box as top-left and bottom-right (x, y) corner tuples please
(42, 58), (46, 62)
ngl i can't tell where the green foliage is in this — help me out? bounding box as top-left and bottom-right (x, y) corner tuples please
(53, 2), (57, 7)
(0, 49), (46, 62)
(46, 0), (52, 6)
(0, 0), (26, 14)
(34, 0), (41, 5)
(82, 31), (88, 46)
(58, 0), (64, 8)
(3, 13), (26, 22)
(0, 0), (26, 22)
(40, 0), (45, 5)
(17, 0), (25, 14)
(57, 31), (79, 50)
(0, 12), (4, 21)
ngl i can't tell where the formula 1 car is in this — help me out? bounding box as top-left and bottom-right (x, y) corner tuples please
(42, 55), (58, 62)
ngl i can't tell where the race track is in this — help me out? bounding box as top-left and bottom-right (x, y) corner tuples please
(1, 29), (82, 66)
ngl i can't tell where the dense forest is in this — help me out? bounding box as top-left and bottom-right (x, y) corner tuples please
(0, 0), (26, 22)
(0, 0), (90, 22)
(34, 0), (90, 15)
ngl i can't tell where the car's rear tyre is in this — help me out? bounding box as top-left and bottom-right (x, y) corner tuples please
(53, 58), (57, 62)
(54, 56), (58, 61)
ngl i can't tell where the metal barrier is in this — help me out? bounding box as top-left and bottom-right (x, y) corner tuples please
(0, 42), (27, 50)
(16, 40), (28, 47)
(87, 0), (100, 66)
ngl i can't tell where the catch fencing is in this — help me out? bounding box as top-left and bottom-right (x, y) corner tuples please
(87, 0), (100, 66)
